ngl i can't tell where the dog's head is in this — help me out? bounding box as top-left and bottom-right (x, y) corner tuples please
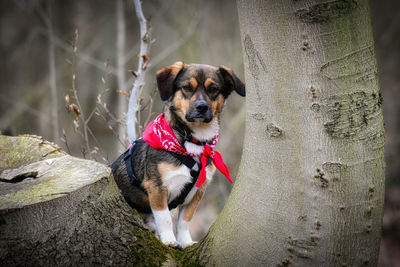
(156, 61), (245, 125)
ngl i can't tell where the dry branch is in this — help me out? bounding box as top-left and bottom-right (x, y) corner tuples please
(69, 30), (90, 158)
(126, 0), (152, 142)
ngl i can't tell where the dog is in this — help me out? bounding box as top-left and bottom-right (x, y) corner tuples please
(111, 61), (245, 249)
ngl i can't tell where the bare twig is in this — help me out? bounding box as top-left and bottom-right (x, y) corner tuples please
(127, 0), (152, 142)
(67, 52), (114, 162)
(60, 129), (71, 154)
(35, 27), (117, 73)
(85, 125), (111, 163)
(96, 110), (126, 147)
(85, 60), (112, 125)
(70, 29), (90, 158)
(100, 102), (121, 124)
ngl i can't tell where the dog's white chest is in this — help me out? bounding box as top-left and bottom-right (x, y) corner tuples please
(162, 165), (193, 203)
(184, 142), (204, 155)
(162, 163), (215, 205)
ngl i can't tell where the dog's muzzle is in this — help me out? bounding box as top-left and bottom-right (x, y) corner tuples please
(186, 100), (213, 123)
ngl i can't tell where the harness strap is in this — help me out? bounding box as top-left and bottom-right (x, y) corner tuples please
(123, 139), (144, 189)
(172, 126), (211, 146)
(166, 152), (200, 210)
(124, 140), (212, 210)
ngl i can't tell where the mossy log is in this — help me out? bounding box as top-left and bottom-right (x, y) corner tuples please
(0, 135), (199, 266)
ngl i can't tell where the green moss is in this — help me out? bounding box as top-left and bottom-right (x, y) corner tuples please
(0, 135), (65, 172)
(0, 155), (111, 210)
(132, 209), (141, 218)
(129, 227), (203, 267)
(169, 244), (203, 267)
(129, 228), (169, 267)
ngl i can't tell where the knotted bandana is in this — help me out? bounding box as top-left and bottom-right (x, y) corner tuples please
(142, 113), (233, 187)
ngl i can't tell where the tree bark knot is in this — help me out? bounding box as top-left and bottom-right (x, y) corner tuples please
(295, 0), (358, 23)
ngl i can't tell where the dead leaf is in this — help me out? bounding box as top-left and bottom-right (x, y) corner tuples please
(117, 90), (129, 96)
(68, 104), (81, 116)
(138, 53), (150, 62)
(73, 118), (79, 129)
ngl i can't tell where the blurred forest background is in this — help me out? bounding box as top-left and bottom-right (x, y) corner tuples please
(0, 0), (398, 265)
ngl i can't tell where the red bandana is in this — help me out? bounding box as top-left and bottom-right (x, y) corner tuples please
(142, 113), (233, 187)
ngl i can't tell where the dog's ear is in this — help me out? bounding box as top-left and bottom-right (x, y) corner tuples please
(156, 61), (185, 101)
(219, 65), (246, 97)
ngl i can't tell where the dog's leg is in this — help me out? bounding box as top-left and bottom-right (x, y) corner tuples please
(176, 187), (205, 248)
(177, 164), (215, 248)
(143, 182), (179, 248)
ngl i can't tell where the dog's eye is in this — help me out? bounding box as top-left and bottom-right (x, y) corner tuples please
(208, 86), (218, 94)
(182, 86), (192, 92)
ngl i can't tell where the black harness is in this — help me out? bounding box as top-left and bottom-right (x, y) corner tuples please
(123, 138), (209, 210)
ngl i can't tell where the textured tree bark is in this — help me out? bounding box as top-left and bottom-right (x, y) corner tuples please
(197, 0), (385, 266)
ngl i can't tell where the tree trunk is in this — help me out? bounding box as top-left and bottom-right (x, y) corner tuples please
(197, 0), (385, 266)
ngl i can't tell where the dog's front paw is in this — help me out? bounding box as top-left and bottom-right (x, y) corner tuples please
(180, 241), (197, 249)
(177, 229), (197, 249)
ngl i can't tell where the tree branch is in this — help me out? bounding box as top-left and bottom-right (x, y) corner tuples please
(122, 15), (198, 92)
(70, 30), (90, 158)
(126, 0), (152, 142)
(35, 27), (117, 74)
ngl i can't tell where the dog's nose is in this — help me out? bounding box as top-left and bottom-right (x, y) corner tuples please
(195, 101), (209, 113)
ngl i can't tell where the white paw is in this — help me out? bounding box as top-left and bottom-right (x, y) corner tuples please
(164, 240), (182, 250)
(179, 240), (197, 249)
(177, 229), (197, 249)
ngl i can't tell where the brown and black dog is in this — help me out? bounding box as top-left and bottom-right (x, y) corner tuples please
(111, 61), (245, 249)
